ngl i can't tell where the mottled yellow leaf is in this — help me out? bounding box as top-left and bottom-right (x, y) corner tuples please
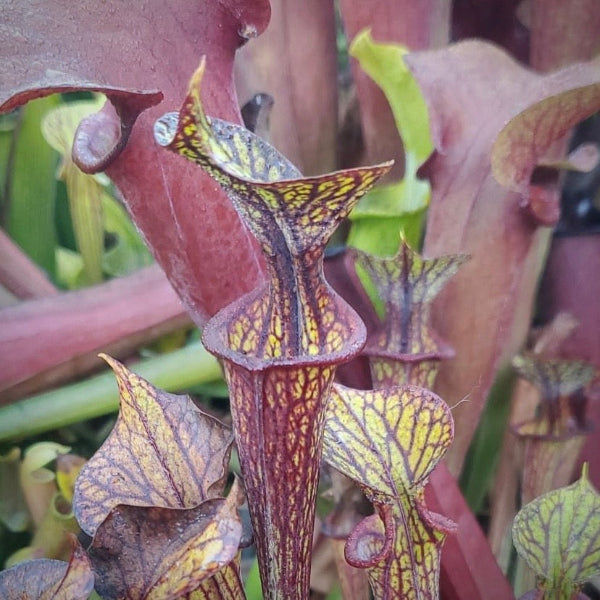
(153, 60), (391, 599)
(512, 353), (596, 399)
(512, 353), (596, 438)
(350, 241), (468, 366)
(323, 383), (455, 598)
(155, 59), (389, 360)
(323, 384), (453, 499)
(74, 355), (233, 536)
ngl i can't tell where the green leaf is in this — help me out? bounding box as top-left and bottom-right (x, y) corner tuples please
(346, 178), (429, 256)
(0, 340), (223, 443)
(6, 95), (60, 277)
(0, 110), (19, 218)
(460, 366), (516, 513)
(0, 448), (29, 532)
(55, 246), (85, 289)
(101, 191), (153, 277)
(347, 29), (435, 297)
(350, 28), (433, 168)
(512, 465), (600, 598)
(244, 558), (263, 600)
(41, 97), (106, 285)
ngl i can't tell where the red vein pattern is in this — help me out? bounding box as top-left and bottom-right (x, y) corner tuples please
(350, 241), (468, 388)
(72, 357), (245, 598)
(74, 356), (233, 536)
(512, 467), (600, 597)
(512, 353), (596, 438)
(155, 59), (390, 599)
(323, 384), (455, 599)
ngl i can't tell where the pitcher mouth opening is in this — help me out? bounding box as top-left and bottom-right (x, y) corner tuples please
(202, 285), (367, 372)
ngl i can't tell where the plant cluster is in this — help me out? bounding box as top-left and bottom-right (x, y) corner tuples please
(1, 2), (600, 599)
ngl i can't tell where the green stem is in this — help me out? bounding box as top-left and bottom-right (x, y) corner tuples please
(0, 342), (222, 443)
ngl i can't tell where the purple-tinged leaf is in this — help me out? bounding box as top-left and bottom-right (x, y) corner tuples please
(427, 463), (516, 600)
(89, 482), (244, 600)
(492, 79), (600, 194)
(0, 536), (93, 599)
(511, 353), (596, 510)
(528, 0), (600, 72)
(0, 264), (190, 403)
(156, 60), (389, 599)
(0, 230), (58, 300)
(350, 241), (468, 387)
(1, 1), (271, 326)
(405, 40), (600, 473)
(512, 353), (596, 439)
(540, 234), (600, 489)
(235, 0), (338, 175)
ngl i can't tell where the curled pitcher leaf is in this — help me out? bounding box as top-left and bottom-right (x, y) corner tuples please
(155, 58), (390, 360)
(511, 352), (596, 510)
(2, 2), (273, 326)
(74, 355), (233, 536)
(0, 535), (94, 600)
(350, 241), (468, 387)
(492, 78), (600, 194)
(90, 481), (244, 600)
(323, 383), (455, 599)
(513, 466), (600, 598)
(154, 60), (390, 599)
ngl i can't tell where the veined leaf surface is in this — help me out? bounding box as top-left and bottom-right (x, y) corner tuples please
(323, 384), (455, 598)
(512, 353), (596, 439)
(513, 466), (600, 598)
(323, 384), (453, 498)
(154, 60), (389, 600)
(74, 355), (233, 536)
(350, 241), (467, 387)
(155, 58), (390, 360)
